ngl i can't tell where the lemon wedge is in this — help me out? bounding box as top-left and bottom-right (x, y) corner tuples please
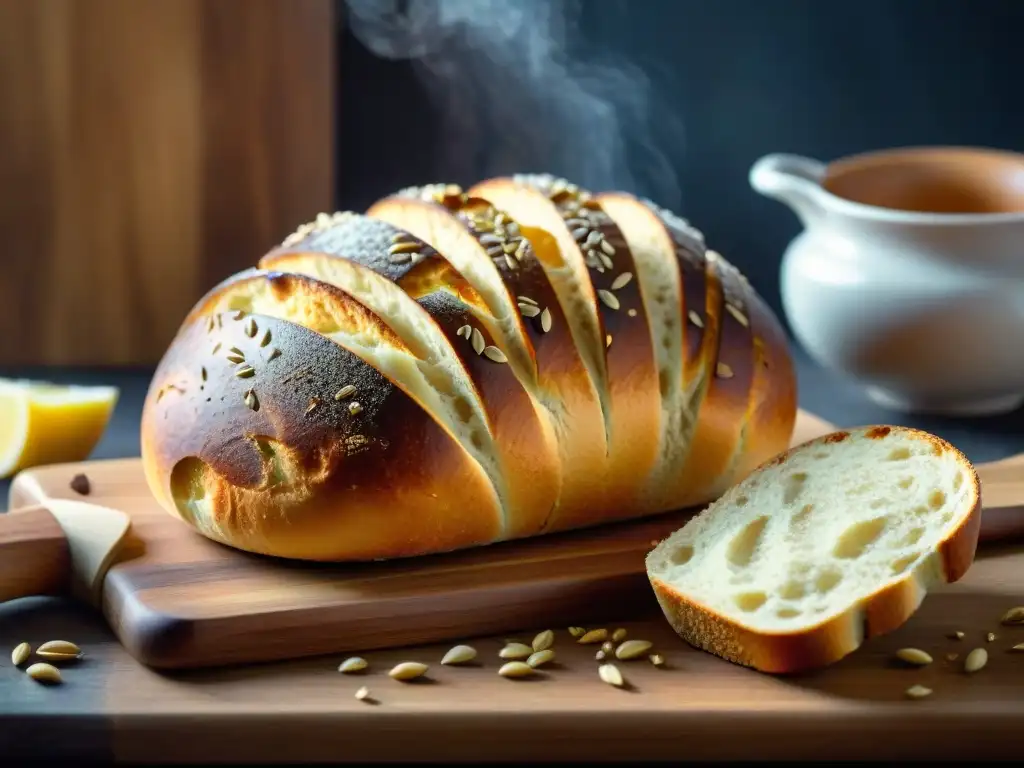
(0, 378), (119, 478)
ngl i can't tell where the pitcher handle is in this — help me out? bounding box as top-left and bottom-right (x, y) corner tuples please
(749, 153), (828, 225)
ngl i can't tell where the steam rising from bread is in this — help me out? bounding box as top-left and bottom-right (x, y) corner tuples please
(342, 0), (684, 208)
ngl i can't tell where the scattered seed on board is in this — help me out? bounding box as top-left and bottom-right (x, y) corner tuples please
(616, 640), (653, 661)
(597, 289), (620, 310)
(946, 653), (959, 661)
(388, 662), (428, 681)
(527, 650), (555, 668)
(483, 346), (508, 364)
(355, 686), (371, 702)
(69, 474), (91, 496)
(649, 654), (665, 667)
(568, 627), (585, 638)
(987, 632), (997, 643)
(26, 663), (62, 684)
(348, 402), (362, 416)
(595, 649), (607, 661)
(601, 640), (615, 654)
(612, 628), (627, 643)
(895, 648), (933, 666)
(905, 684), (932, 700)
(578, 629), (609, 644)
(610, 272), (633, 291)
(499, 643), (533, 660)
(540, 308), (553, 333)
(471, 328), (486, 355)
(598, 663), (624, 688)
(949, 631), (965, 640)
(11, 643), (30, 666)
(36, 641), (81, 660)
(1001, 606), (1024, 625)
(1011, 643), (1024, 653)
(338, 657), (368, 673)
(532, 630), (554, 652)
(441, 645), (477, 665)
(498, 661), (535, 679)
(964, 648), (988, 673)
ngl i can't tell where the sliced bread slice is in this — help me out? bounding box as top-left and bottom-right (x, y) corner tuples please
(646, 425), (981, 674)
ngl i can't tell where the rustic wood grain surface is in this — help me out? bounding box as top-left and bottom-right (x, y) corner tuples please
(0, 0), (334, 366)
(5, 411), (837, 671)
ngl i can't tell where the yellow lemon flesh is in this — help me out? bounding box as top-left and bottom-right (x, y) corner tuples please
(0, 378), (119, 479)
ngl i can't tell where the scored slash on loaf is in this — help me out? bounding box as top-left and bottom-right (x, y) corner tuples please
(140, 174), (797, 562)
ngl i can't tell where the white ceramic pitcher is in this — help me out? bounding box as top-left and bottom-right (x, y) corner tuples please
(750, 146), (1024, 417)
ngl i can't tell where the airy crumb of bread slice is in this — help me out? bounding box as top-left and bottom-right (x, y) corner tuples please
(646, 425), (981, 674)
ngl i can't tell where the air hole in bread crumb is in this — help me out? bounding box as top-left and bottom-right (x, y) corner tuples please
(869, 498), (889, 509)
(815, 569), (843, 594)
(776, 607), (801, 619)
(659, 369), (670, 398)
(782, 473), (808, 505)
(929, 489), (946, 509)
(727, 516), (769, 567)
(778, 580), (806, 600)
(891, 554), (918, 575)
(898, 527), (925, 547)
(888, 447), (912, 461)
(898, 477), (914, 490)
(953, 471), (964, 492)
(734, 591), (767, 612)
(833, 516), (888, 559)
(668, 545), (694, 566)
(735, 495), (749, 507)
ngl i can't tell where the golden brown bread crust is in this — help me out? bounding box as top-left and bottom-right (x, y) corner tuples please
(141, 312), (503, 560)
(141, 174), (799, 562)
(647, 427), (982, 674)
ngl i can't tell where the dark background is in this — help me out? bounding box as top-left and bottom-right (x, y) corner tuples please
(336, 0), (1024, 322)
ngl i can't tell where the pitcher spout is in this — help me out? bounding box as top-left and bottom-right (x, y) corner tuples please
(749, 153), (828, 227)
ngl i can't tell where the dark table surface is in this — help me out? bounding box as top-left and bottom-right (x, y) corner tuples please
(3, 343), (1023, 512)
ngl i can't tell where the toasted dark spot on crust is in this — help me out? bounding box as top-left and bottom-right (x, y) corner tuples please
(866, 426), (891, 439)
(824, 431), (850, 444)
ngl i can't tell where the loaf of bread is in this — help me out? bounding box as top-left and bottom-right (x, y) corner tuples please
(646, 425), (981, 674)
(141, 175), (797, 561)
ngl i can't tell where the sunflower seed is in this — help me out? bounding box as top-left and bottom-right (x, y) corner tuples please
(498, 661), (534, 679)
(605, 334), (613, 348)
(457, 325), (471, 339)
(598, 252), (614, 270)
(519, 303), (541, 318)
(206, 316), (215, 332)
(612, 628), (627, 642)
(627, 308), (637, 317)
(389, 241), (420, 255)
(233, 309), (246, 321)
(964, 647), (988, 673)
(517, 295), (538, 306)
(649, 653), (665, 667)
(471, 328), (485, 355)
(514, 239), (528, 260)
(348, 402), (362, 416)
(244, 317), (258, 337)
(688, 310), (704, 328)
(949, 631), (965, 640)
(388, 662), (428, 681)
(725, 303), (749, 328)
(338, 657), (368, 673)
(226, 352), (245, 365)
(595, 649), (606, 661)
(335, 385), (356, 401)
(479, 233), (502, 246)
(947, 653), (959, 661)
(615, 640), (653, 660)
(499, 642), (533, 660)
(235, 365), (255, 379)
(527, 649), (555, 668)
(905, 684), (932, 700)
(244, 389), (259, 411)
(200, 367), (208, 383)
(11, 643), (30, 666)
(212, 342), (222, 354)
(540, 308), (552, 333)
(36, 641), (81, 657)
(610, 272), (633, 291)
(598, 663), (624, 687)
(305, 397), (320, 416)
(716, 362), (734, 379)
(601, 640), (615, 654)
(598, 290), (620, 310)
(584, 231), (603, 249)
(532, 630), (554, 652)
(1001, 607), (1024, 625)
(355, 685), (371, 701)
(260, 329), (272, 347)
(571, 227), (589, 241)
(579, 628), (608, 645)
(441, 645), (477, 665)
(389, 251), (412, 264)
(987, 632), (997, 642)
(504, 254), (519, 271)
(600, 239), (616, 256)
(895, 648), (933, 666)
(26, 663), (62, 684)
(267, 348), (281, 361)
(483, 346), (508, 364)
(1011, 643), (1024, 652)
(568, 627), (585, 638)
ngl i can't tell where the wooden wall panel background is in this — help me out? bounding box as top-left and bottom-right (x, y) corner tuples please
(0, 0), (335, 366)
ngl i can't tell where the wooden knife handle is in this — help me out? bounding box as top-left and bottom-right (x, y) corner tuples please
(0, 504), (71, 602)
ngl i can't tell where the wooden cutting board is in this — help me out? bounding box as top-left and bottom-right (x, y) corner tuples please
(7, 409), (1024, 671)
